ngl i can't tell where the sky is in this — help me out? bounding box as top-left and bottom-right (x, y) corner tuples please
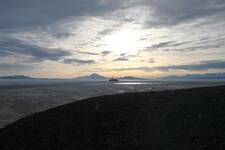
(0, 0), (225, 78)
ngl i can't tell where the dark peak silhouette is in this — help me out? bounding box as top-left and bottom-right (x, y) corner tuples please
(74, 73), (107, 81)
(0, 75), (33, 79)
(118, 76), (148, 81)
(89, 73), (105, 78)
(159, 72), (225, 80)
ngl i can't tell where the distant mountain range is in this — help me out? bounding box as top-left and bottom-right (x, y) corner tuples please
(118, 76), (149, 81)
(159, 73), (225, 80)
(73, 74), (150, 81)
(0, 75), (33, 79)
(1, 73), (225, 80)
(73, 73), (108, 81)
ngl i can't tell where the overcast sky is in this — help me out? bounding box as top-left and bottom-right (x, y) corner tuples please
(0, 0), (225, 78)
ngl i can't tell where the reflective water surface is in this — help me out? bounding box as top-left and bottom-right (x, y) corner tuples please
(0, 79), (225, 128)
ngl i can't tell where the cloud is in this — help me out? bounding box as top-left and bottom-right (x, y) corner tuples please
(77, 51), (99, 56)
(50, 32), (74, 39)
(0, 38), (71, 61)
(63, 58), (95, 65)
(110, 60), (225, 71)
(111, 67), (150, 71)
(162, 43), (222, 52)
(171, 41), (191, 47)
(98, 23), (121, 35)
(148, 41), (192, 50)
(141, 0), (225, 27)
(145, 37), (223, 52)
(114, 57), (129, 61)
(149, 41), (176, 49)
(113, 54), (129, 61)
(120, 53), (126, 57)
(1, 0), (225, 30)
(0, 0), (225, 77)
(0, 0), (123, 29)
(101, 51), (111, 55)
(148, 58), (155, 63)
(99, 28), (114, 35)
(157, 60), (225, 71)
(0, 63), (31, 70)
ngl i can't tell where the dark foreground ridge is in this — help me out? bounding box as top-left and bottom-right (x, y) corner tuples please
(0, 86), (225, 150)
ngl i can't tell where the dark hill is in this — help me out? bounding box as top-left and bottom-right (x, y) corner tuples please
(73, 73), (107, 81)
(0, 86), (225, 150)
(0, 75), (33, 79)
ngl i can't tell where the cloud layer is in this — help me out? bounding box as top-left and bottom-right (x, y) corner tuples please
(0, 0), (225, 77)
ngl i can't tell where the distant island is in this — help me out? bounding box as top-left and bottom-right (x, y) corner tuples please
(159, 72), (225, 80)
(0, 75), (33, 79)
(73, 73), (150, 81)
(72, 72), (225, 81)
(1, 72), (225, 81)
(118, 76), (148, 81)
(72, 73), (150, 81)
(73, 73), (108, 81)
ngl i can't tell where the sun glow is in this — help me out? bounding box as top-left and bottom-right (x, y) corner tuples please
(102, 29), (142, 55)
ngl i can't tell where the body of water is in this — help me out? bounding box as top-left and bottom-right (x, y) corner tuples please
(0, 79), (225, 128)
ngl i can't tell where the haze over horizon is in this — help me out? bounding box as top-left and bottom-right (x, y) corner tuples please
(0, 0), (225, 78)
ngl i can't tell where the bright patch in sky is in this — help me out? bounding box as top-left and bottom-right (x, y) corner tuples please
(102, 29), (143, 55)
